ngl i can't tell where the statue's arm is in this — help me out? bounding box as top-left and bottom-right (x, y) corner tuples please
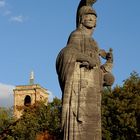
(100, 48), (115, 86)
(99, 49), (107, 59)
(76, 53), (96, 69)
(100, 48), (113, 72)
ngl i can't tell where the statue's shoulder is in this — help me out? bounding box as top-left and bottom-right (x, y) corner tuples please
(69, 29), (83, 38)
(67, 29), (83, 44)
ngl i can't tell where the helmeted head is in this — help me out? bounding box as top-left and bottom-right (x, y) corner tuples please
(76, 6), (97, 28)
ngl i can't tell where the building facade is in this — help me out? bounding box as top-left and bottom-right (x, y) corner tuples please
(13, 84), (49, 119)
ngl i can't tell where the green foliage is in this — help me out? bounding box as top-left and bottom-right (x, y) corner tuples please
(1, 72), (140, 140)
(102, 71), (140, 140)
(0, 97), (62, 140)
(0, 107), (14, 134)
(45, 97), (62, 136)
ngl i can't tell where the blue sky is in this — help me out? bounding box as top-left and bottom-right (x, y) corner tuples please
(0, 0), (140, 107)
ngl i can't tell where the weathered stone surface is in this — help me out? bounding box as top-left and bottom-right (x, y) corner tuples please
(13, 84), (49, 119)
(56, 0), (114, 139)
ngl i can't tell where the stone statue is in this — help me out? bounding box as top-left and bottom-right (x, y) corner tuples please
(56, 0), (114, 139)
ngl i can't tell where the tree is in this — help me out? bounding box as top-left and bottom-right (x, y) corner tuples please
(102, 72), (140, 140)
(1, 72), (140, 140)
(0, 107), (14, 134)
(0, 97), (62, 140)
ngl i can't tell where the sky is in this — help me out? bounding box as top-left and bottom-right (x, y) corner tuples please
(0, 0), (140, 107)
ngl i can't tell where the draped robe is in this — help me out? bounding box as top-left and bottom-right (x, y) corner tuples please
(56, 28), (103, 140)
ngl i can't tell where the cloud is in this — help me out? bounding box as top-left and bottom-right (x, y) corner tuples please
(0, 1), (28, 23)
(0, 0), (10, 17)
(4, 10), (11, 16)
(10, 15), (25, 23)
(0, 0), (5, 8)
(0, 83), (15, 107)
(47, 90), (55, 102)
(0, 83), (14, 98)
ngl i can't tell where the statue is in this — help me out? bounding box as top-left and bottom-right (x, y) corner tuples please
(56, 0), (114, 139)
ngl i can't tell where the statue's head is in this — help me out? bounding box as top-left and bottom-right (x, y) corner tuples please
(77, 6), (97, 28)
(76, 0), (97, 28)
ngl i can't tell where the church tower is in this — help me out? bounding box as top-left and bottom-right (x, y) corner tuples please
(13, 72), (49, 119)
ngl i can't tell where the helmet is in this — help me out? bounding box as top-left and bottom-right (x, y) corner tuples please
(78, 6), (97, 17)
(104, 73), (115, 86)
(76, 6), (97, 27)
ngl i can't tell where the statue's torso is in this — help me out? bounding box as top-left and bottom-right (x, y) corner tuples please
(67, 29), (101, 66)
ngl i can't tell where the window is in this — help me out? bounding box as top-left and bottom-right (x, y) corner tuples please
(24, 95), (31, 106)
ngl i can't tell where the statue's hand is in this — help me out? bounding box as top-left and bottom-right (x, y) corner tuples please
(106, 48), (113, 62)
(99, 48), (113, 62)
(99, 49), (107, 59)
(80, 61), (90, 69)
(80, 59), (96, 69)
(77, 54), (96, 69)
(87, 57), (96, 68)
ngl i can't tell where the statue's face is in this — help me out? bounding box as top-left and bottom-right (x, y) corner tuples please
(81, 14), (96, 28)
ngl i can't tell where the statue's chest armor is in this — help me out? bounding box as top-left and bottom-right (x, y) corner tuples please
(85, 46), (97, 58)
(84, 40), (100, 64)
